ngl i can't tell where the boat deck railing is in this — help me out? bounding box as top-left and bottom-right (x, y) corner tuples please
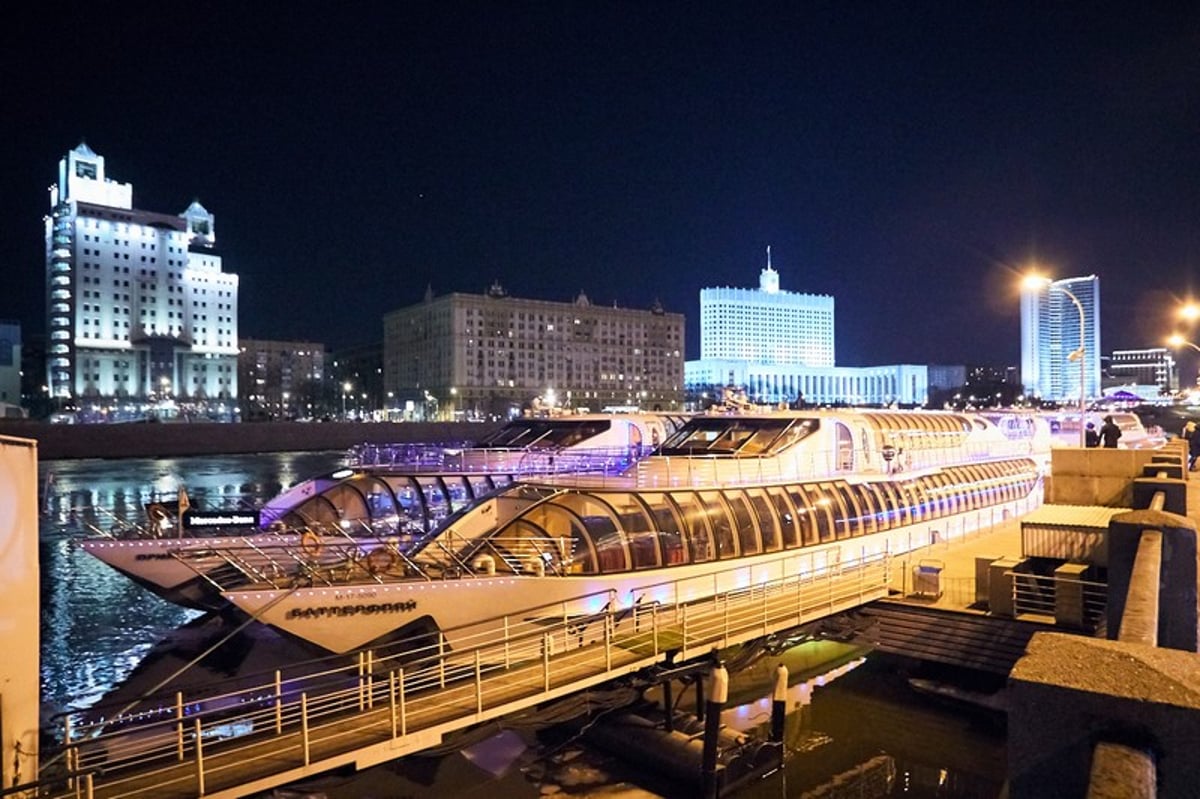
(39, 549), (892, 799)
(533, 437), (1046, 491)
(346, 443), (650, 475)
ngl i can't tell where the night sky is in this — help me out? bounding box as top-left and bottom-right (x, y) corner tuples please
(4, 4), (1200, 369)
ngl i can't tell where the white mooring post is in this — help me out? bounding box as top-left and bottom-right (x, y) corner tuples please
(701, 662), (729, 799)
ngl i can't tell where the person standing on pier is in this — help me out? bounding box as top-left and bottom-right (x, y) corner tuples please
(1099, 416), (1121, 448)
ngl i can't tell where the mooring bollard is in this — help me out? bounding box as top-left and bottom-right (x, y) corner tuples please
(771, 663), (788, 744)
(702, 662), (729, 799)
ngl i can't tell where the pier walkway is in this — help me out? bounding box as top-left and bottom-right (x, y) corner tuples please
(42, 549), (891, 799)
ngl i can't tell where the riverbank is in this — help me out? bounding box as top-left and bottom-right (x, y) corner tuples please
(0, 420), (500, 460)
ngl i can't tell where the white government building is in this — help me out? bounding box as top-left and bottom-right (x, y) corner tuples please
(685, 250), (929, 405)
(44, 144), (239, 411)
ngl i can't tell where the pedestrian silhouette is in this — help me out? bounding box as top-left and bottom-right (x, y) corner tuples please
(1099, 416), (1121, 448)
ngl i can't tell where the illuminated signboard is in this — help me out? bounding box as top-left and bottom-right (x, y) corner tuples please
(183, 510), (261, 529)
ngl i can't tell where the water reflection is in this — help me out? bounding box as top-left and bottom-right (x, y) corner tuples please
(38, 450), (346, 713)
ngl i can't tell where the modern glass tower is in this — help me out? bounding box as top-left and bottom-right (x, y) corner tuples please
(1020, 275), (1101, 402)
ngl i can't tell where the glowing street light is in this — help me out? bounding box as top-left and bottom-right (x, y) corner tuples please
(1167, 333), (1200, 354)
(342, 381), (352, 419)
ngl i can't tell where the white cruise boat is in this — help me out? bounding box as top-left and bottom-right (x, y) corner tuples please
(79, 412), (687, 610)
(205, 408), (1052, 654)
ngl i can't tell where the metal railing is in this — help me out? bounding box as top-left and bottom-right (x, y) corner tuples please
(1010, 570), (1108, 627)
(43, 552), (892, 799)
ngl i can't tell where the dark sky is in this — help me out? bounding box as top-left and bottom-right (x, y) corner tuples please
(4, 3), (1200, 367)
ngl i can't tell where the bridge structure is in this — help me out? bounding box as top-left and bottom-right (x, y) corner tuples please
(33, 547), (891, 799)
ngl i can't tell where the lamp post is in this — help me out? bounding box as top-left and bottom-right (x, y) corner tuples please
(342, 381), (352, 420)
(1058, 287), (1088, 447)
(1025, 275), (1088, 446)
(1168, 335), (1200, 390)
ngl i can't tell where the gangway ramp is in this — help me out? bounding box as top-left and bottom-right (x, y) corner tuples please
(43, 552), (890, 799)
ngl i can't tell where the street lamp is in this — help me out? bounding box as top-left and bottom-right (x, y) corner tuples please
(342, 381), (352, 419)
(1168, 333), (1200, 354)
(1024, 274), (1088, 446)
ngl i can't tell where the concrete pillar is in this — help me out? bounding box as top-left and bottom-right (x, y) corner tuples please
(0, 435), (38, 788)
(1053, 562), (1090, 629)
(988, 557), (1021, 616)
(1132, 477), (1186, 516)
(1107, 509), (1198, 652)
(974, 556), (998, 605)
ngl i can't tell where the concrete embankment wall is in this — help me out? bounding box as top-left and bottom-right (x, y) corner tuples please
(0, 421), (502, 461)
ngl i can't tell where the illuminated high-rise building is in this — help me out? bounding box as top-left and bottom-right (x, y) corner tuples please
(699, 248), (834, 366)
(1020, 275), (1100, 402)
(44, 143), (239, 409)
(686, 249), (928, 406)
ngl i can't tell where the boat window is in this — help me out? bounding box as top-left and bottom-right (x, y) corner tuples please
(516, 503), (595, 574)
(769, 418), (820, 453)
(724, 491), (760, 556)
(938, 472), (962, 514)
(320, 482), (370, 524)
(872, 480), (902, 525)
(744, 488), (781, 552)
(605, 493), (659, 569)
(658, 418), (804, 456)
(640, 493), (688, 565)
(799, 485), (836, 543)
(416, 476), (451, 527)
(785, 486), (820, 546)
(468, 475), (500, 500)
(962, 466), (986, 509)
(360, 477), (398, 521)
(284, 495), (340, 527)
(849, 484), (878, 535)
(547, 420), (612, 449)
(892, 479), (921, 522)
(838, 483), (865, 537)
(626, 530), (662, 569)
(478, 518), (551, 574)
(443, 476), (475, 512)
(478, 419), (612, 450)
(835, 423), (854, 471)
(815, 482), (852, 540)
(672, 492), (714, 563)
(919, 476), (947, 518)
(553, 494), (628, 573)
(382, 475), (427, 532)
(697, 491), (738, 559)
(765, 487), (798, 549)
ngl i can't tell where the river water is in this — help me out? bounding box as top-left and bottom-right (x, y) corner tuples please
(37, 451), (1006, 798)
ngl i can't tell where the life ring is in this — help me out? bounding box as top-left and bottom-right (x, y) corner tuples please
(365, 547), (395, 575)
(299, 531), (323, 558)
(147, 503), (170, 523)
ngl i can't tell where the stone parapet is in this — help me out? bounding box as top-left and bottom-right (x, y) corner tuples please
(1047, 448), (1160, 506)
(1009, 632), (1200, 798)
